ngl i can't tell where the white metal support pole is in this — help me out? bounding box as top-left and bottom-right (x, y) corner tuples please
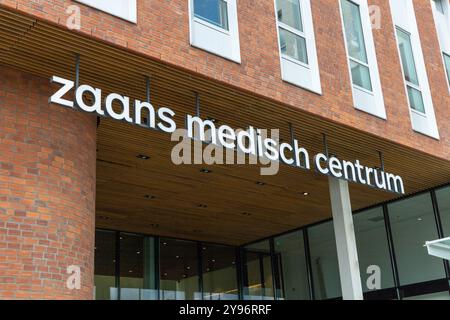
(329, 176), (364, 300)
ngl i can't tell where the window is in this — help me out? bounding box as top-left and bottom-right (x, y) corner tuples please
(159, 239), (201, 300)
(390, 0), (440, 139)
(94, 230), (117, 300)
(431, 0), (450, 89)
(273, 231), (310, 300)
(353, 207), (395, 292)
(243, 241), (275, 300)
(397, 28), (426, 113)
(444, 53), (450, 85)
(434, 0), (446, 14)
(75, 0), (137, 23)
(189, 0), (241, 62)
(194, 0), (229, 30)
(308, 221), (342, 300)
(436, 186), (450, 237)
(274, 0), (321, 93)
(202, 244), (239, 300)
(388, 193), (446, 286)
(340, 0), (386, 119)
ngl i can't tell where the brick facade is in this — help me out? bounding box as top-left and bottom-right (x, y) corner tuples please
(0, 66), (97, 299)
(0, 0), (448, 160)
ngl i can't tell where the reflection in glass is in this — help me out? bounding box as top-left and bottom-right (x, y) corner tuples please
(273, 231), (310, 300)
(397, 28), (419, 85)
(279, 28), (308, 64)
(243, 241), (274, 300)
(353, 207), (395, 292)
(388, 193), (446, 286)
(350, 60), (372, 91)
(308, 221), (342, 300)
(436, 186), (450, 237)
(159, 239), (201, 300)
(444, 53), (450, 86)
(407, 86), (425, 113)
(194, 0), (229, 30)
(119, 233), (157, 300)
(202, 244), (239, 300)
(94, 230), (117, 300)
(341, 0), (368, 63)
(276, 0), (303, 31)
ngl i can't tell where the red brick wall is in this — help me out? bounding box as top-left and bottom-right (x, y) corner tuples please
(0, 1), (448, 160)
(0, 66), (97, 299)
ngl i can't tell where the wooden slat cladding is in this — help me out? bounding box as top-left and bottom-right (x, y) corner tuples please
(0, 8), (449, 245)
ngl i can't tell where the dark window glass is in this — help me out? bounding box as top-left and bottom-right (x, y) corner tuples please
(436, 185), (450, 237)
(444, 53), (450, 87)
(243, 241), (275, 300)
(160, 239), (200, 300)
(388, 193), (446, 286)
(353, 207), (395, 292)
(273, 231), (310, 300)
(194, 0), (229, 30)
(202, 244), (239, 300)
(94, 230), (117, 300)
(308, 221), (342, 300)
(119, 233), (157, 300)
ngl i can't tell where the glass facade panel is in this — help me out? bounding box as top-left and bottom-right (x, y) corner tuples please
(202, 244), (239, 300)
(159, 239), (201, 300)
(276, 0), (303, 31)
(353, 207), (395, 292)
(407, 85), (426, 113)
(243, 241), (275, 300)
(388, 193), (446, 286)
(444, 53), (450, 86)
(119, 233), (157, 300)
(397, 28), (420, 86)
(273, 231), (310, 300)
(436, 186), (450, 237)
(279, 27), (308, 64)
(350, 60), (372, 91)
(308, 221), (342, 300)
(341, 0), (368, 64)
(94, 230), (117, 300)
(194, 0), (229, 30)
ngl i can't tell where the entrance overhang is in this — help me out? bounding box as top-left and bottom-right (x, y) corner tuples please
(1, 7), (450, 245)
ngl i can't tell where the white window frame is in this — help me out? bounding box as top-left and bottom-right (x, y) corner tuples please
(75, 0), (137, 23)
(189, 0), (241, 63)
(390, 0), (439, 139)
(274, 0), (322, 94)
(431, 0), (450, 93)
(339, 0), (386, 119)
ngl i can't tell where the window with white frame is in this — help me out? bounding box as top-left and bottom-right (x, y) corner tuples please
(339, 0), (386, 119)
(189, 0), (241, 63)
(431, 0), (450, 90)
(390, 0), (440, 139)
(75, 0), (137, 23)
(274, 0), (321, 94)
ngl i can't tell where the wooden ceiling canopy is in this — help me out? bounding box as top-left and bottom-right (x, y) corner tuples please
(1, 8), (449, 245)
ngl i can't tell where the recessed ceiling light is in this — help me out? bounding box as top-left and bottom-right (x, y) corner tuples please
(256, 181), (266, 186)
(136, 251), (141, 255)
(302, 192), (309, 196)
(417, 217), (423, 221)
(176, 255), (180, 259)
(136, 154), (150, 160)
(242, 212), (252, 216)
(163, 242), (167, 246)
(186, 266), (191, 270)
(197, 204), (208, 208)
(129, 270), (133, 273)
(200, 168), (211, 174)
(211, 259), (216, 263)
(144, 195), (156, 200)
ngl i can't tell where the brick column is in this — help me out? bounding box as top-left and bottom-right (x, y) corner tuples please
(0, 66), (97, 299)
